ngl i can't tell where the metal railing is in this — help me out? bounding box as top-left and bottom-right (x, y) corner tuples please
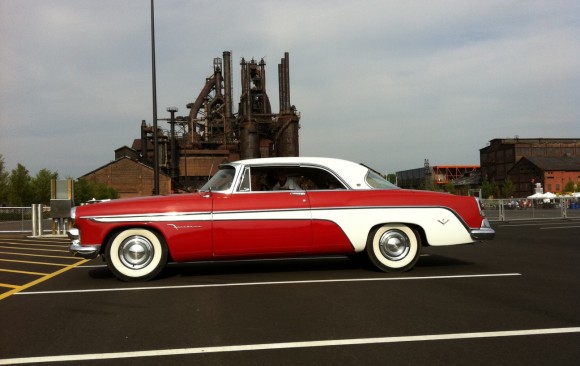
(2, 199), (579, 233)
(0, 206), (52, 233)
(482, 198), (580, 221)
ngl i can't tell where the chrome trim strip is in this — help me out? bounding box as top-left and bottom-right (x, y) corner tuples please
(84, 211), (212, 223)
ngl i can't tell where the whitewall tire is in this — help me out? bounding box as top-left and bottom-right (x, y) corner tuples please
(106, 228), (168, 281)
(366, 224), (421, 272)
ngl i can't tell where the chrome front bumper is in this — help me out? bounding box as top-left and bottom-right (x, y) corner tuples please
(470, 218), (495, 241)
(67, 228), (100, 259)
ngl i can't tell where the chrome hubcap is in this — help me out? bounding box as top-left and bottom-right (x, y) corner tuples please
(118, 235), (154, 269)
(378, 230), (410, 261)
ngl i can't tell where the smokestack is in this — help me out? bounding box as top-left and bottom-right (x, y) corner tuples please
(283, 52), (290, 113)
(223, 51), (233, 119)
(140, 120), (148, 162)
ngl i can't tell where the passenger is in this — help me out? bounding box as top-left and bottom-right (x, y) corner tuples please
(299, 176), (317, 190)
(273, 171), (301, 190)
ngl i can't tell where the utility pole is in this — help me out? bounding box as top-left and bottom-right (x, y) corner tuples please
(150, 0), (159, 194)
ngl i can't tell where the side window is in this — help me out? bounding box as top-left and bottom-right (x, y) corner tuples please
(249, 167), (289, 191)
(237, 167), (251, 192)
(238, 165), (347, 192)
(298, 167), (345, 190)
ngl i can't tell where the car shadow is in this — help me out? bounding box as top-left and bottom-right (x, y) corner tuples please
(88, 267), (116, 280)
(157, 254), (474, 280)
(86, 254), (474, 282)
(416, 254), (474, 268)
(158, 256), (360, 279)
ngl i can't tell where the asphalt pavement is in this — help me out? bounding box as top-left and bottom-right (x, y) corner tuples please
(0, 220), (579, 365)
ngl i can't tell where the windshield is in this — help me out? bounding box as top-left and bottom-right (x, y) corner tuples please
(200, 166), (236, 191)
(365, 170), (398, 189)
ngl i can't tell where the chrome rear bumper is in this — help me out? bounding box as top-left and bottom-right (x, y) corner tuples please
(470, 218), (495, 241)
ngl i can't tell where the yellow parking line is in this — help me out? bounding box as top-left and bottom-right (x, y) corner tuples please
(0, 243), (67, 249)
(0, 283), (20, 289)
(0, 238), (68, 242)
(0, 268), (49, 276)
(0, 259), (89, 301)
(0, 246), (69, 253)
(0, 259), (70, 267)
(0, 251), (77, 260)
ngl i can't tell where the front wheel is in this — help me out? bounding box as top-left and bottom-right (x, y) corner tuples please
(106, 229), (168, 281)
(366, 224), (421, 272)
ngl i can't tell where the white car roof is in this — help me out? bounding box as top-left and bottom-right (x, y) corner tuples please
(231, 156), (373, 189)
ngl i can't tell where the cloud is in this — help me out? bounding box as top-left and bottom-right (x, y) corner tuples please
(1, 0), (578, 178)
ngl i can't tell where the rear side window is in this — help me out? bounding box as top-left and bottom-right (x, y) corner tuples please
(365, 170), (398, 189)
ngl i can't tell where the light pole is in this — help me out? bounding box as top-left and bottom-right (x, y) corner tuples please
(150, 0), (159, 195)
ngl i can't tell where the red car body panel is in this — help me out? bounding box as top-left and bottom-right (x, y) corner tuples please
(75, 188), (481, 260)
(69, 157), (494, 281)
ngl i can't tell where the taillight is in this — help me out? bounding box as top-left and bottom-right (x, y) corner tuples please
(475, 197), (486, 217)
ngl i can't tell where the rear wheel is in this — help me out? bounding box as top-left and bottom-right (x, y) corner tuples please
(366, 224), (421, 272)
(106, 229), (168, 281)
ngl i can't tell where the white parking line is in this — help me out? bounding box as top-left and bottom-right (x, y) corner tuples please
(0, 327), (578, 365)
(17, 273), (521, 296)
(539, 226), (580, 230)
(498, 221), (580, 227)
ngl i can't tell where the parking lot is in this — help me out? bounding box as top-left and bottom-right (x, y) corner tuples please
(0, 220), (579, 365)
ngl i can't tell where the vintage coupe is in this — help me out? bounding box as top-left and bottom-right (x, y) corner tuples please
(68, 157), (494, 281)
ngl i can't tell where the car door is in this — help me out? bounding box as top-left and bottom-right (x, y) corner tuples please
(212, 166), (312, 257)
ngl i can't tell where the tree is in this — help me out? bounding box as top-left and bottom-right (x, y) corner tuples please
(31, 169), (58, 205)
(563, 179), (576, 193)
(8, 164), (32, 206)
(502, 177), (515, 198)
(443, 181), (455, 194)
(74, 179), (119, 204)
(481, 178), (500, 199)
(0, 154), (8, 205)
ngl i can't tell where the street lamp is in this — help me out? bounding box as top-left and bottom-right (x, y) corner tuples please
(150, 0), (159, 195)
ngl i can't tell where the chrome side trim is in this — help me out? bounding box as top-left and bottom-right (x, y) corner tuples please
(83, 211), (212, 223)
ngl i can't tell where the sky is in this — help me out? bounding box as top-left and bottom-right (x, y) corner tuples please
(1, 0), (579, 179)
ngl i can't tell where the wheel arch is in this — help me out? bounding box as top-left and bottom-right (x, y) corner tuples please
(366, 222), (428, 247)
(100, 225), (172, 262)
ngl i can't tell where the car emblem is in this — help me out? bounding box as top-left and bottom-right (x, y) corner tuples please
(437, 219), (450, 225)
(167, 224), (202, 230)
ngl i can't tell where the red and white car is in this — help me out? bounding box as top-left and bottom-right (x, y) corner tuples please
(69, 157), (494, 281)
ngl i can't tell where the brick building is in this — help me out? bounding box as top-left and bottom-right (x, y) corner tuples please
(80, 155), (171, 198)
(508, 156), (580, 197)
(480, 138), (580, 196)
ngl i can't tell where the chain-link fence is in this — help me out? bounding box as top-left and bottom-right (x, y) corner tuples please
(482, 198), (580, 221)
(2, 199), (579, 233)
(0, 206), (52, 233)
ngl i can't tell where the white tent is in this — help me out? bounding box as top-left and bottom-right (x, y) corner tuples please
(527, 192), (544, 199)
(543, 192), (556, 203)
